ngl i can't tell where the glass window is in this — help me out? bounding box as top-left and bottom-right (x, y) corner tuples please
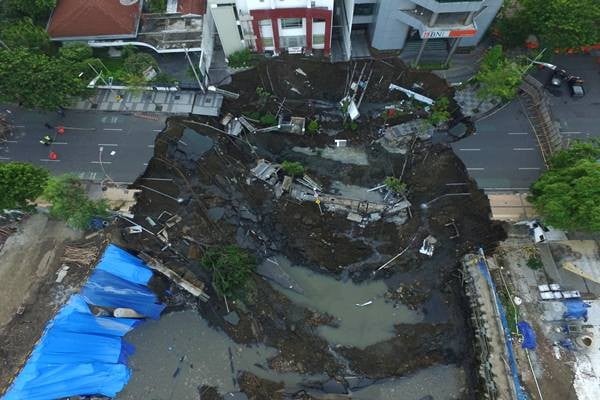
(258, 19), (270, 27)
(314, 18), (326, 23)
(312, 34), (325, 45)
(281, 18), (302, 29)
(354, 4), (374, 16)
(262, 37), (274, 47)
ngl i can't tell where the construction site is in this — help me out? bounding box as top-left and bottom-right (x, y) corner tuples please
(1, 56), (513, 400)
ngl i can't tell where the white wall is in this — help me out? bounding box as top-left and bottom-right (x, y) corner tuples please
(370, 0), (413, 50)
(240, 0), (333, 13)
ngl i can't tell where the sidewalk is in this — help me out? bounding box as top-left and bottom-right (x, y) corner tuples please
(432, 45), (487, 85)
(70, 89), (223, 117)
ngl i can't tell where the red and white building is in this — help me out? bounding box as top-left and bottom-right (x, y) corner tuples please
(209, 0), (333, 57)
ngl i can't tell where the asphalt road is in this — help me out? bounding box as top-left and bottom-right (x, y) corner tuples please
(453, 54), (599, 193)
(0, 106), (166, 183)
(452, 100), (546, 192)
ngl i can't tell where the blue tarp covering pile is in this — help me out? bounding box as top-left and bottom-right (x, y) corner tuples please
(517, 321), (537, 350)
(3, 244), (166, 400)
(563, 299), (591, 321)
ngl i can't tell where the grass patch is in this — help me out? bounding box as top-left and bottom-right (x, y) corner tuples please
(415, 62), (449, 71)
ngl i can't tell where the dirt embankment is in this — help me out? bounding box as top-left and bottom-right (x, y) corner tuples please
(0, 214), (107, 394)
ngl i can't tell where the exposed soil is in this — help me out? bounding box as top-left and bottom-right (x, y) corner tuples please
(0, 215), (105, 394)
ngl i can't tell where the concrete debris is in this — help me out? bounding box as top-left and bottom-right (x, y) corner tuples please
(55, 265), (69, 283)
(347, 212), (363, 223)
(139, 252), (209, 301)
(251, 159), (280, 185)
(388, 83), (434, 105)
(334, 139), (347, 147)
(113, 308), (145, 318)
(419, 235), (437, 257)
(282, 176), (293, 192)
(227, 118), (243, 137)
(238, 116), (257, 133)
(126, 225), (143, 234)
(223, 311), (240, 326)
(295, 68), (307, 77)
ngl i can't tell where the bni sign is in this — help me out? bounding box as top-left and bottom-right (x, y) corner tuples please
(421, 29), (477, 39)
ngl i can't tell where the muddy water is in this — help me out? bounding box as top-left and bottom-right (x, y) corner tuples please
(350, 364), (466, 400)
(117, 310), (325, 400)
(264, 255), (423, 348)
(292, 146), (369, 165)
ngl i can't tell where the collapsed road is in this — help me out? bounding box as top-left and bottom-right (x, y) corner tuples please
(115, 57), (505, 400)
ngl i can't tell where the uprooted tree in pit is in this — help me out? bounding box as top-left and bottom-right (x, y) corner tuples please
(201, 245), (256, 299)
(43, 174), (109, 229)
(529, 140), (600, 232)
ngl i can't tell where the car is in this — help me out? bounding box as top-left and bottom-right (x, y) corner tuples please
(567, 76), (585, 97)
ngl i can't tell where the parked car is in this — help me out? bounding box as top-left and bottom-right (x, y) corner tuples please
(567, 76), (585, 97)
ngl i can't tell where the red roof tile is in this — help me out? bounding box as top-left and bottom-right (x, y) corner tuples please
(47, 0), (142, 39)
(177, 0), (206, 15)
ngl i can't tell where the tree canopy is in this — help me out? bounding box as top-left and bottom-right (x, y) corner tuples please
(0, 48), (88, 109)
(0, 162), (49, 210)
(475, 45), (523, 100)
(0, 18), (50, 52)
(59, 42), (93, 62)
(201, 245), (256, 298)
(1, 0), (56, 22)
(496, 0), (600, 49)
(529, 141), (600, 232)
(43, 175), (109, 229)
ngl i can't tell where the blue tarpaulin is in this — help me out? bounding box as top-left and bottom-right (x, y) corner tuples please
(517, 321), (537, 350)
(563, 299), (591, 321)
(3, 244), (165, 400)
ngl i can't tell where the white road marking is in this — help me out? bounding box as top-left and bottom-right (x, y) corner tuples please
(178, 140), (187, 146)
(64, 127), (95, 131)
(103, 128), (123, 131)
(142, 177), (173, 182)
(562, 131), (582, 134)
(53, 142), (68, 145)
(518, 167), (541, 170)
(459, 148), (481, 151)
(0, 156), (11, 160)
(507, 132), (528, 135)
(143, 163), (148, 166)
(152, 129), (163, 132)
(5, 140), (18, 143)
(90, 161), (112, 164)
(467, 167), (485, 171)
(40, 159), (60, 162)
(513, 147), (534, 151)
(13, 125), (25, 128)
(98, 143), (118, 146)
(147, 145), (155, 148)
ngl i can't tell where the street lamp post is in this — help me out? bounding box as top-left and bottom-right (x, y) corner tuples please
(138, 184), (184, 204)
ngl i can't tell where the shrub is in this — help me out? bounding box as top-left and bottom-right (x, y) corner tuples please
(201, 245), (256, 298)
(384, 176), (406, 195)
(307, 119), (319, 135)
(526, 255), (543, 270)
(228, 48), (253, 69)
(281, 161), (305, 177)
(59, 42), (93, 62)
(259, 112), (277, 126)
(123, 52), (158, 76)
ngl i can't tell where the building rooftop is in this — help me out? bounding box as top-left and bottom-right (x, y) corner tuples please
(47, 0), (142, 40)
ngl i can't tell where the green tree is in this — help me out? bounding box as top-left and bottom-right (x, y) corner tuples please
(0, 162), (49, 210)
(281, 161), (305, 177)
(228, 48), (253, 68)
(58, 42), (93, 62)
(259, 112), (277, 126)
(147, 0), (167, 13)
(1, 0), (56, 22)
(384, 176), (407, 195)
(201, 245), (256, 298)
(0, 48), (88, 109)
(123, 52), (158, 76)
(43, 175), (109, 229)
(529, 141), (600, 231)
(475, 45), (523, 100)
(0, 18), (50, 52)
(521, 0), (600, 49)
(428, 96), (451, 127)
